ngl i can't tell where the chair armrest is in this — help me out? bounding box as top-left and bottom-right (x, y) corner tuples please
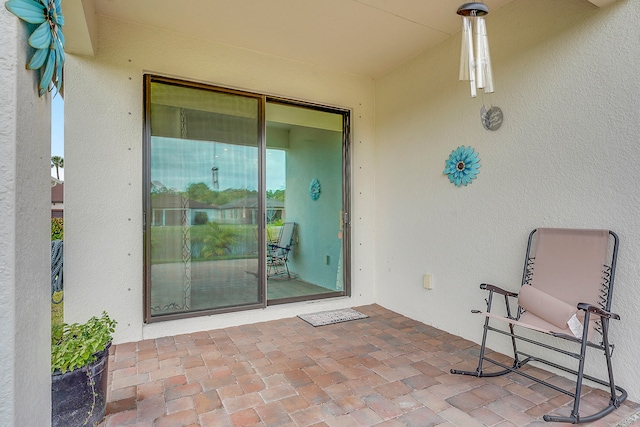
(480, 283), (518, 298)
(268, 244), (289, 249)
(577, 303), (620, 320)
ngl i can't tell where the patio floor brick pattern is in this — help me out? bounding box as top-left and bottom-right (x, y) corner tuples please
(98, 305), (640, 426)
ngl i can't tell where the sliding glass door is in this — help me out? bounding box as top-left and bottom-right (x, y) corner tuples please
(144, 76), (264, 320)
(144, 76), (351, 321)
(265, 101), (349, 304)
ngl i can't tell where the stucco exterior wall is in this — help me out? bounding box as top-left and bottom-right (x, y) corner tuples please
(0, 8), (52, 427)
(375, 0), (640, 401)
(64, 16), (376, 343)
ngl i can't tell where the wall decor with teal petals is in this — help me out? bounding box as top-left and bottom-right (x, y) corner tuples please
(5, 0), (65, 96)
(309, 179), (321, 200)
(443, 145), (481, 187)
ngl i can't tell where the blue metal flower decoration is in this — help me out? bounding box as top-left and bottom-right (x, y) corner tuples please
(5, 0), (65, 96)
(309, 179), (321, 200)
(443, 145), (481, 187)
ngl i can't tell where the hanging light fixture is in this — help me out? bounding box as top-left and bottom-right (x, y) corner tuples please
(457, 2), (494, 98)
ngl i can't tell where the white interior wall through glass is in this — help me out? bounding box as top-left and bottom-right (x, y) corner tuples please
(265, 102), (346, 301)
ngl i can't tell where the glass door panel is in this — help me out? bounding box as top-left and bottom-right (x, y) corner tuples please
(145, 77), (263, 319)
(265, 101), (348, 302)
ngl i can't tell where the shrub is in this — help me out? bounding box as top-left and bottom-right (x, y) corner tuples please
(201, 222), (238, 258)
(51, 312), (117, 373)
(52, 218), (64, 240)
(194, 211), (208, 225)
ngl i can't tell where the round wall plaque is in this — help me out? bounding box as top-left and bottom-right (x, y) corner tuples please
(481, 106), (503, 131)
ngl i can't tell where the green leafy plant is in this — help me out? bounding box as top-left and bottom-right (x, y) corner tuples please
(51, 217), (64, 240)
(51, 311), (116, 373)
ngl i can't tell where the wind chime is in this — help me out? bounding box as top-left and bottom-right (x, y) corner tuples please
(457, 2), (494, 98)
(211, 166), (219, 190)
(211, 143), (219, 190)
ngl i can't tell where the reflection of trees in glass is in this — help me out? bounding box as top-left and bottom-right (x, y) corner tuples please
(193, 212), (208, 225)
(186, 183), (214, 204)
(185, 182), (257, 206)
(151, 181), (282, 207)
(267, 189), (285, 202)
(152, 182), (258, 204)
(151, 224), (245, 262)
(150, 180), (282, 258)
(151, 181), (174, 194)
(266, 189), (285, 224)
(200, 222), (237, 257)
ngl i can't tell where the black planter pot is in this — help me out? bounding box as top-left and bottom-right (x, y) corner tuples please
(52, 343), (111, 427)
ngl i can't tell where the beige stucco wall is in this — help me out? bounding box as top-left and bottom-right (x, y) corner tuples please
(0, 7), (53, 427)
(375, 0), (640, 401)
(64, 16), (376, 343)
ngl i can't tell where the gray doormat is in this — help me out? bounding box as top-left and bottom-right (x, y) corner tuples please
(298, 308), (368, 327)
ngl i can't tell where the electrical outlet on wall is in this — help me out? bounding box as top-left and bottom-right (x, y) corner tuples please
(423, 274), (433, 290)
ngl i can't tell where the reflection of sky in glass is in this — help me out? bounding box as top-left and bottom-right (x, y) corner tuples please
(151, 137), (285, 192)
(266, 149), (286, 192)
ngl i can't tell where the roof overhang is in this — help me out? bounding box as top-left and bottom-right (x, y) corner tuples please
(62, 0), (619, 77)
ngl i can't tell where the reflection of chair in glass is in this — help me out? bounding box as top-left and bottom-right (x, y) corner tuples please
(267, 222), (296, 278)
(452, 228), (626, 423)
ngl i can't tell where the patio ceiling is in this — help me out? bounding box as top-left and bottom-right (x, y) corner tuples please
(63, 0), (615, 79)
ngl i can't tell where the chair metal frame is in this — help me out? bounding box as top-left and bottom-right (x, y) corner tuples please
(267, 222), (296, 278)
(451, 228), (627, 423)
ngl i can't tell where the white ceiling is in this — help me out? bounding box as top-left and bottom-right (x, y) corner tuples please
(89, 0), (516, 78)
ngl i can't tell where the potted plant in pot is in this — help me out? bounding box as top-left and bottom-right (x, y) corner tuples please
(51, 311), (117, 427)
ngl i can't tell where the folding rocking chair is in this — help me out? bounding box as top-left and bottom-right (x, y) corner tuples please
(451, 228), (627, 423)
(267, 222), (296, 278)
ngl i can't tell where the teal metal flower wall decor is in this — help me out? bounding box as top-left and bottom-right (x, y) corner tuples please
(309, 179), (321, 200)
(443, 145), (481, 187)
(5, 0), (65, 96)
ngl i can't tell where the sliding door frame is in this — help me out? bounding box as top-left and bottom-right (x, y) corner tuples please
(265, 96), (351, 306)
(143, 75), (351, 323)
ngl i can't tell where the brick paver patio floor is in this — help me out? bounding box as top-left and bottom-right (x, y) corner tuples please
(98, 304), (640, 426)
